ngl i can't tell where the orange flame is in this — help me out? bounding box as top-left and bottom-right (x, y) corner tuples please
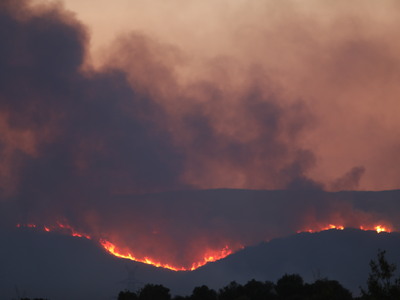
(298, 224), (344, 233)
(300, 224), (392, 234)
(15, 221), (393, 271)
(359, 225), (391, 233)
(99, 239), (233, 271)
(375, 225), (389, 233)
(55, 222), (92, 239)
(189, 246), (233, 270)
(15, 222), (233, 271)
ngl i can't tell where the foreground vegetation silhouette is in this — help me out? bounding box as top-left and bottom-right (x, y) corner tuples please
(117, 250), (400, 300)
(13, 250), (400, 300)
(360, 250), (400, 300)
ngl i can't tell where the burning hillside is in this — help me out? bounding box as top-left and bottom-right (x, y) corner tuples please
(17, 202), (392, 271)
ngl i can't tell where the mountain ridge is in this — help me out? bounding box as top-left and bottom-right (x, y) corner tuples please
(1, 227), (400, 299)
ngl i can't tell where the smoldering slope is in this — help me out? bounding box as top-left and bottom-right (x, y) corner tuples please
(1, 0), (400, 269)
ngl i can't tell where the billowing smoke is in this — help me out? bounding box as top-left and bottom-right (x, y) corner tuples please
(0, 1), (187, 197)
(1, 0), (400, 268)
(0, 1), (321, 203)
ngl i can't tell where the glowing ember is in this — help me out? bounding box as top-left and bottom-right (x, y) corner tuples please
(17, 223), (37, 228)
(327, 224), (344, 230)
(55, 222), (92, 239)
(298, 224), (344, 233)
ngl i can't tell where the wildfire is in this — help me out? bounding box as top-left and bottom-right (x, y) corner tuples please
(16, 222), (233, 271)
(375, 225), (388, 233)
(300, 224), (391, 234)
(298, 224), (344, 233)
(99, 239), (233, 271)
(189, 246), (233, 270)
(55, 222), (91, 239)
(360, 225), (391, 233)
(98, 239), (230, 271)
(16, 221), (393, 271)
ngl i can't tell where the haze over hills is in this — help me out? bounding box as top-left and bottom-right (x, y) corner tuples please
(1, 189), (400, 300)
(1, 221), (400, 299)
(3, 188), (400, 273)
(189, 229), (400, 295)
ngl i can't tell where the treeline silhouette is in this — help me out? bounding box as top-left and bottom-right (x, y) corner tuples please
(118, 250), (400, 300)
(14, 250), (400, 300)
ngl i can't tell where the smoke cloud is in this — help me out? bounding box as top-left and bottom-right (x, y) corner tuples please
(331, 166), (366, 191)
(60, 0), (400, 191)
(1, 0), (400, 268)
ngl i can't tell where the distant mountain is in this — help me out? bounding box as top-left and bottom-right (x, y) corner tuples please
(0, 228), (182, 300)
(1, 227), (400, 299)
(187, 228), (400, 295)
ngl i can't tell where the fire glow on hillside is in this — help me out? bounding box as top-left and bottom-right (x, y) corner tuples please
(16, 222), (393, 271)
(298, 224), (392, 234)
(99, 239), (233, 271)
(16, 222), (236, 271)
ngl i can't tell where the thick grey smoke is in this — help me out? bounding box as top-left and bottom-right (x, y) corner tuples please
(0, 0), (323, 209)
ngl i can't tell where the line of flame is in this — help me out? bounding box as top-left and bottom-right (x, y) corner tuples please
(16, 222), (393, 271)
(298, 224), (392, 234)
(99, 239), (233, 271)
(16, 222), (234, 271)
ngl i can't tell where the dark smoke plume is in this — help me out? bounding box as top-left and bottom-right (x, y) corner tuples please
(0, 1), (321, 208)
(331, 166), (366, 191)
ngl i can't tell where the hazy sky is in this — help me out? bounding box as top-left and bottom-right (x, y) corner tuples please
(32, 0), (400, 191)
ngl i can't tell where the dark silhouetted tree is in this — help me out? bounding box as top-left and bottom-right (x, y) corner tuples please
(276, 274), (304, 300)
(361, 250), (400, 300)
(118, 289), (138, 300)
(139, 284), (171, 300)
(218, 281), (245, 300)
(309, 279), (352, 300)
(190, 285), (217, 300)
(243, 279), (277, 300)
